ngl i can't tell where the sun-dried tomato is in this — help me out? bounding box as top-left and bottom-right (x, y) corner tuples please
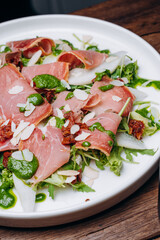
(0, 121), (13, 142)
(36, 89), (55, 103)
(71, 169), (82, 184)
(3, 151), (12, 168)
(129, 119), (145, 140)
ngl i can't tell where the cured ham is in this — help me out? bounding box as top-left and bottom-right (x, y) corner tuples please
(52, 91), (100, 120)
(0, 64), (52, 125)
(0, 51), (21, 66)
(19, 126), (70, 184)
(76, 112), (122, 155)
(0, 139), (18, 152)
(21, 62), (69, 84)
(58, 50), (107, 70)
(88, 77), (135, 116)
(7, 37), (55, 58)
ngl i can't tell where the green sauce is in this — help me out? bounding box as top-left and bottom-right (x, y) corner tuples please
(33, 74), (61, 89)
(27, 93), (44, 106)
(99, 84), (114, 92)
(7, 155), (39, 180)
(89, 122), (116, 142)
(0, 188), (17, 209)
(35, 193), (46, 203)
(82, 141), (91, 147)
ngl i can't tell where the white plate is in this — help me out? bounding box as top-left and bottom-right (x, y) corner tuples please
(0, 15), (160, 228)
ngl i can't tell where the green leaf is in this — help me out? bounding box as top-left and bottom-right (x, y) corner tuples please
(21, 57), (30, 67)
(55, 117), (65, 129)
(52, 44), (62, 56)
(95, 161), (105, 170)
(86, 45), (110, 54)
(0, 45), (11, 53)
(48, 184), (54, 200)
(71, 182), (95, 192)
(0, 153), (4, 170)
(62, 160), (80, 171)
(95, 69), (111, 81)
(61, 39), (77, 50)
(44, 173), (65, 187)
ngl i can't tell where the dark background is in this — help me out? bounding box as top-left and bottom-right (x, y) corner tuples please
(0, 0), (106, 23)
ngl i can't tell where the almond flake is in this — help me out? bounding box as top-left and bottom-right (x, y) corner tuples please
(11, 121), (16, 132)
(17, 103), (26, 108)
(63, 119), (70, 128)
(82, 112), (95, 123)
(1, 119), (10, 126)
(112, 95), (122, 102)
(24, 103), (36, 117)
(75, 131), (91, 141)
(57, 170), (80, 176)
(10, 133), (21, 146)
(56, 108), (64, 119)
(8, 85), (23, 94)
(20, 124), (35, 140)
(64, 104), (71, 112)
(61, 80), (71, 90)
(73, 89), (88, 101)
(70, 124), (80, 134)
(111, 80), (124, 86)
(12, 151), (24, 160)
(48, 117), (56, 127)
(13, 121), (30, 138)
(22, 149), (33, 162)
(65, 176), (76, 183)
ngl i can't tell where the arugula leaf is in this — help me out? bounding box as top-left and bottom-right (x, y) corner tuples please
(118, 117), (129, 133)
(55, 117), (65, 129)
(0, 153), (4, 170)
(0, 45), (11, 53)
(21, 57), (30, 67)
(62, 160), (80, 171)
(61, 39), (77, 50)
(95, 160), (105, 170)
(71, 182), (95, 192)
(52, 44), (62, 56)
(95, 69), (111, 81)
(86, 45), (110, 54)
(43, 173), (65, 187)
(124, 148), (156, 162)
(48, 184), (55, 200)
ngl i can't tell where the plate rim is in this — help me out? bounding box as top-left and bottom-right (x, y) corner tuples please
(0, 14), (160, 223)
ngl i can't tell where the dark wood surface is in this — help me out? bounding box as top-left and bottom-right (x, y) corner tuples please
(0, 0), (160, 239)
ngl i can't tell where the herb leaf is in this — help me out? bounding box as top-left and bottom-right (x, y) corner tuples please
(71, 182), (95, 192)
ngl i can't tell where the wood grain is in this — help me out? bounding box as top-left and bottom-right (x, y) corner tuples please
(0, 0), (160, 239)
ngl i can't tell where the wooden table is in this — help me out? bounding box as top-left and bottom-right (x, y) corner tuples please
(0, 0), (160, 239)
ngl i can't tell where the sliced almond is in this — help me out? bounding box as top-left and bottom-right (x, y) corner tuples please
(70, 124), (80, 134)
(20, 124), (35, 140)
(8, 85), (23, 94)
(75, 131), (91, 141)
(64, 104), (71, 112)
(11, 121), (16, 132)
(65, 176), (76, 183)
(1, 119), (10, 127)
(111, 80), (124, 86)
(13, 121), (30, 138)
(82, 112), (95, 123)
(112, 95), (122, 102)
(73, 89), (88, 101)
(56, 108), (64, 119)
(63, 119), (70, 128)
(57, 170), (80, 176)
(61, 80), (71, 90)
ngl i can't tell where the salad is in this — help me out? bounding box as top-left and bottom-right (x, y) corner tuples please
(0, 34), (159, 212)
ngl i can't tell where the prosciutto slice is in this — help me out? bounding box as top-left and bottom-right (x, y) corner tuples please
(0, 51), (21, 66)
(58, 50), (107, 70)
(76, 112), (122, 156)
(21, 62), (69, 84)
(0, 139), (18, 152)
(19, 126), (70, 184)
(52, 91), (100, 120)
(88, 77), (135, 116)
(0, 64), (52, 125)
(7, 37), (55, 58)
